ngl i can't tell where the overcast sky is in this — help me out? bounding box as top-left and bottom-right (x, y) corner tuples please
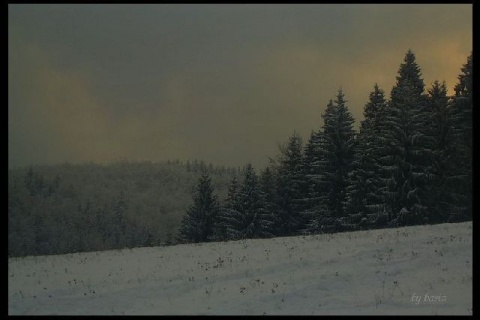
(8, 4), (472, 169)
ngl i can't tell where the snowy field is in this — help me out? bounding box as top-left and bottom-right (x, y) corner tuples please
(8, 222), (472, 315)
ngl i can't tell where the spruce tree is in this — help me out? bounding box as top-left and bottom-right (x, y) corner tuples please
(259, 166), (280, 233)
(378, 50), (435, 226)
(392, 50), (425, 98)
(345, 84), (388, 230)
(211, 176), (243, 241)
(212, 165), (274, 240)
(178, 171), (219, 243)
(237, 164), (274, 239)
(301, 130), (324, 234)
(316, 90), (357, 232)
(275, 132), (307, 236)
(423, 80), (455, 223)
(447, 53), (472, 221)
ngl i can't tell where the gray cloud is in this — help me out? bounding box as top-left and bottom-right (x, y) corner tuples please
(9, 4), (472, 168)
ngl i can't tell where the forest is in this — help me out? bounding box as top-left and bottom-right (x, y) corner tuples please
(8, 160), (243, 256)
(8, 50), (472, 257)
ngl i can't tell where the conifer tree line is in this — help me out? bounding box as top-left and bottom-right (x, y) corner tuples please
(179, 50), (472, 244)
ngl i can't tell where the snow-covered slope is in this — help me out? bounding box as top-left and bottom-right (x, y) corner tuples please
(8, 222), (472, 315)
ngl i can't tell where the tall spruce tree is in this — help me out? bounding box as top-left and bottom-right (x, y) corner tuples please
(178, 171), (219, 243)
(275, 132), (307, 236)
(237, 164), (274, 239)
(259, 166), (280, 233)
(378, 50), (435, 226)
(345, 84), (388, 230)
(211, 176), (241, 241)
(301, 130), (325, 234)
(447, 53), (472, 221)
(424, 80), (456, 223)
(316, 90), (357, 232)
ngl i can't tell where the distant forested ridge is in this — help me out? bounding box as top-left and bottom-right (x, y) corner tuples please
(8, 160), (242, 257)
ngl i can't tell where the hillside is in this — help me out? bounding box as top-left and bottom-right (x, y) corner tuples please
(8, 221), (472, 315)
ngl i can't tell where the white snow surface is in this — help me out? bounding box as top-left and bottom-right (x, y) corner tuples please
(8, 222), (472, 315)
